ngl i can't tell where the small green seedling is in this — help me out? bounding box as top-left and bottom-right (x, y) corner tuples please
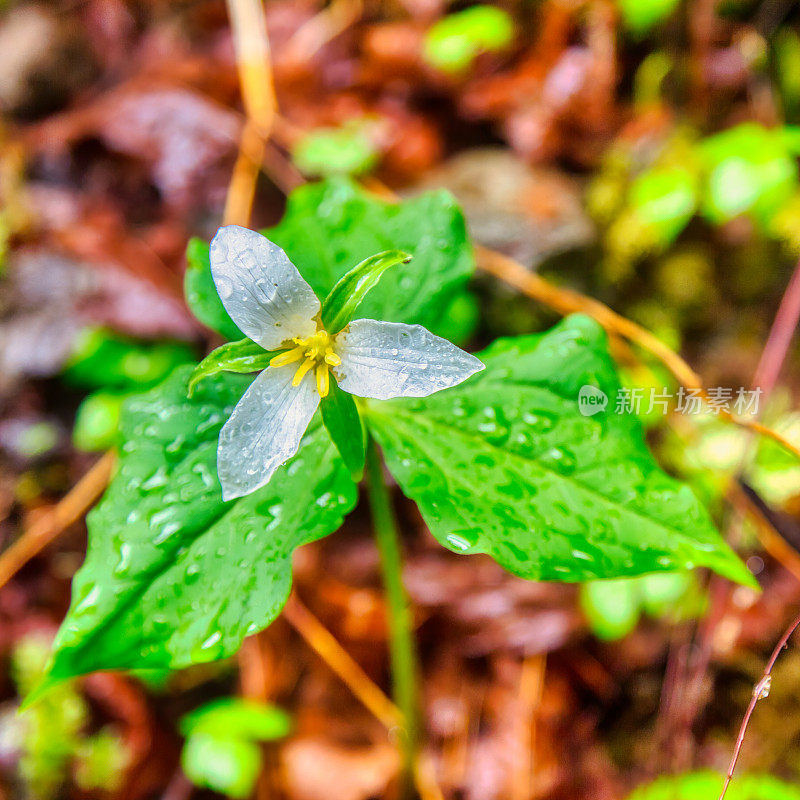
(626, 771), (800, 800)
(180, 699), (291, 799)
(423, 6), (514, 73)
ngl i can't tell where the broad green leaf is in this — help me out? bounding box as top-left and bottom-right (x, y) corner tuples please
(365, 315), (753, 585)
(42, 366), (357, 687)
(265, 178), (475, 335)
(423, 6), (514, 73)
(321, 379), (366, 478)
(182, 734), (260, 799)
(181, 699), (291, 741)
(184, 238), (244, 341)
(320, 249), (411, 334)
(188, 339), (275, 396)
(626, 771), (800, 800)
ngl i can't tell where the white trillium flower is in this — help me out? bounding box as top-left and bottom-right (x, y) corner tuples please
(209, 225), (484, 501)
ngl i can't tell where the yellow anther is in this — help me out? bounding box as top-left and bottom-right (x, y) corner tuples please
(273, 327), (339, 395)
(291, 358), (316, 386)
(315, 363), (330, 398)
(270, 346), (305, 368)
(293, 330), (330, 348)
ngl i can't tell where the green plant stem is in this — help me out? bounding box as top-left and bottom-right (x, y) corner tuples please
(365, 437), (420, 774)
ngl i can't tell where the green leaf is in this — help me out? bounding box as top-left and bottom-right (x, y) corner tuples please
(64, 327), (194, 390)
(699, 123), (798, 228)
(184, 238), (245, 341)
(42, 366), (358, 686)
(321, 379), (365, 479)
(617, 0), (680, 37)
(180, 700), (290, 799)
(182, 733), (261, 799)
(423, 6), (514, 73)
(74, 729), (128, 792)
(427, 291), (481, 347)
(320, 249), (411, 334)
(188, 339), (275, 396)
(579, 579), (641, 641)
(364, 315), (753, 586)
(73, 390), (129, 452)
(626, 771), (800, 800)
(292, 122), (379, 178)
(639, 571), (695, 617)
(265, 178), (475, 335)
(181, 699), (291, 741)
(776, 31), (800, 118)
(628, 166), (698, 245)
(581, 571), (699, 640)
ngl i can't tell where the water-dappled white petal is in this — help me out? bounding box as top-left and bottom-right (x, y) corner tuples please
(210, 226), (320, 350)
(217, 364), (320, 500)
(332, 319), (484, 400)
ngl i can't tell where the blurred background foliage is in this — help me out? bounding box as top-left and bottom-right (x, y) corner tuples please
(1, 0), (800, 797)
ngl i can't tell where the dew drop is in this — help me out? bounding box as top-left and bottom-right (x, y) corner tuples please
(114, 543), (133, 576)
(446, 530), (478, 552)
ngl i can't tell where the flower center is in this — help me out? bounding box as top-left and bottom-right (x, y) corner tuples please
(269, 328), (341, 398)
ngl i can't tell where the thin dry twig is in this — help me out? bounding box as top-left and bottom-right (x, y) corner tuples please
(414, 751), (446, 800)
(283, 594), (449, 800)
(282, 593), (402, 730)
(223, 0), (277, 227)
(751, 257), (800, 400)
(226, 0), (276, 138)
(284, 0), (363, 63)
(238, 633), (275, 700)
(719, 610), (800, 800)
(474, 244), (800, 461)
(0, 451), (115, 591)
(512, 655), (547, 800)
(727, 483), (800, 584)
(223, 120), (266, 228)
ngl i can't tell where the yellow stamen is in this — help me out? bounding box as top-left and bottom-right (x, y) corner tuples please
(315, 363), (330, 398)
(270, 346), (305, 367)
(291, 358), (316, 386)
(273, 327), (340, 395)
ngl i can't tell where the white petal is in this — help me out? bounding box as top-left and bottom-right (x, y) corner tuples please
(217, 364), (320, 500)
(333, 319), (484, 400)
(210, 226), (320, 350)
